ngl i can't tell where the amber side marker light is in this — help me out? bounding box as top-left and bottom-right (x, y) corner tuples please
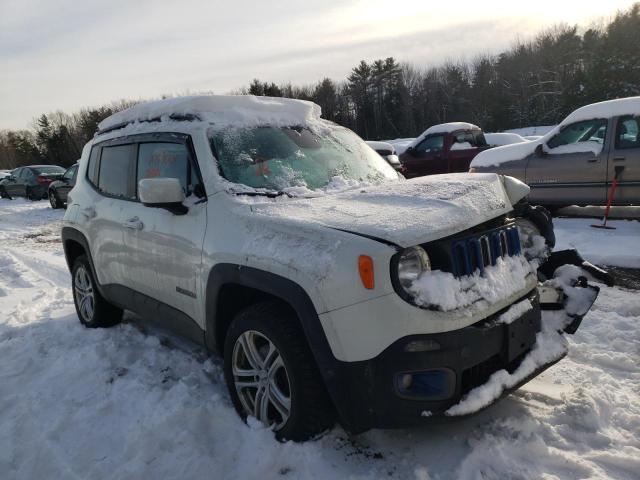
(358, 255), (375, 290)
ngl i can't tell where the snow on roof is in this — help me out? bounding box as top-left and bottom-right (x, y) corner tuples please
(97, 95), (322, 132)
(560, 96), (640, 126)
(409, 122), (480, 148)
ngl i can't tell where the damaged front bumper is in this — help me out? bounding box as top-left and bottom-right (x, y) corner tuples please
(335, 250), (601, 433)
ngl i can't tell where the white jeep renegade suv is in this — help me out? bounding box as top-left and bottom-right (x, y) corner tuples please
(61, 96), (599, 441)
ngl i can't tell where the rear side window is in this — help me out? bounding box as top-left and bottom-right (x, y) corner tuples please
(616, 116), (640, 149)
(98, 144), (136, 199)
(137, 143), (190, 194)
(87, 147), (100, 184)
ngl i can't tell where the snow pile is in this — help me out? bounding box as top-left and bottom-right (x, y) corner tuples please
(484, 132), (528, 147)
(251, 173), (512, 247)
(408, 255), (534, 311)
(559, 96), (640, 127)
(554, 218), (640, 268)
(97, 95), (323, 132)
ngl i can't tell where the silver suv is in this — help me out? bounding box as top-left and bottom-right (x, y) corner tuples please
(470, 97), (640, 208)
(62, 96), (598, 440)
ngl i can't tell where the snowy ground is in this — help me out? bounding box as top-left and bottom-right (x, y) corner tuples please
(1, 198), (639, 480)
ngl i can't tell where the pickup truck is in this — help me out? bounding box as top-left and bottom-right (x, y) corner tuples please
(400, 122), (489, 178)
(470, 97), (640, 207)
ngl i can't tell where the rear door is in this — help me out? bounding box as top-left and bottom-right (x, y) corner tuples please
(84, 142), (137, 288)
(448, 130), (488, 172)
(525, 118), (608, 205)
(121, 134), (207, 327)
(609, 115), (640, 204)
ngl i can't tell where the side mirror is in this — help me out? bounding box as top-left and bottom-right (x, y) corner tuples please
(535, 144), (547, 157)
(406, 146), (414, 153)
(138, 177), (187, 215)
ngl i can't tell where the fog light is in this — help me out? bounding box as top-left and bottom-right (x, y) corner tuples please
(395, 369), (454, 400)
(400, 374), (413, 389)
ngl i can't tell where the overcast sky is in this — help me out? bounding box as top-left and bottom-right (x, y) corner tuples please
(0, 0), (635, 129)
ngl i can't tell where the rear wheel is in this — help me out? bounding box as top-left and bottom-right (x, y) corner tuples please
(72, 255), (122, 328)
(223, 302), (334, 441)
(49, 190), (62, 209)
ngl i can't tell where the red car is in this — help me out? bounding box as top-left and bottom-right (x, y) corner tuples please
(400, 123), (489, 178)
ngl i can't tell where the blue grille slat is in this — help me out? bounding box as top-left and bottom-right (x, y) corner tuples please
(449, 226), (520, 278)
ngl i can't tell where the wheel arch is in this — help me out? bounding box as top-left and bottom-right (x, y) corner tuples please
(61, 227), (104, 295)
(204, 264), (355, 429)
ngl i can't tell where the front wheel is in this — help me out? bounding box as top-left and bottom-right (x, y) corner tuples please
(72, 255), (122, 328)
(0, 186), (10, 199)
(224, 302), (334, 441)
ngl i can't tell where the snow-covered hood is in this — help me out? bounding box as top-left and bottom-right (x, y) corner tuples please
(250, 173), (525, 248)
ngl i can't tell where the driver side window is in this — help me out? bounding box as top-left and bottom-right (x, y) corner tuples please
(415, 135), (444, 154)
(547, 119), (607, 149)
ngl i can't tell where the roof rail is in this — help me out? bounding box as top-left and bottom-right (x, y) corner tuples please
(94, 113), (201, 137)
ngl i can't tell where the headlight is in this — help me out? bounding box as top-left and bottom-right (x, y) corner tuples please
(397, 246), (431, 291)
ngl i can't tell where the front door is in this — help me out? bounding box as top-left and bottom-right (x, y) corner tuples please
(401, 134), (446, 177)
(121, 137), (207, 327)
(526, 118), (609, 206)
(4, 168), (21, 196)
(609, 115), (640, 205)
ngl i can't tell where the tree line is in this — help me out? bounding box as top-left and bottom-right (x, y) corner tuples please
(1, 3), (638, 170)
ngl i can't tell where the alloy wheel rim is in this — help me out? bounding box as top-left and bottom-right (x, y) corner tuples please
(232, 330), (291, 430)
(74, 265), (95, 323)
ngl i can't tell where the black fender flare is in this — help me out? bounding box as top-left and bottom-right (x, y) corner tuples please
(60, 227), (105, 296)
(204, 263), (357, 430)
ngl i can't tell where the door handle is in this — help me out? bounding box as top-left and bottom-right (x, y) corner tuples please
(613, 156), (626, 162)
(123, 217), (144, 230)
(81, 207), (96, 218)
(587, 158), (598, 163)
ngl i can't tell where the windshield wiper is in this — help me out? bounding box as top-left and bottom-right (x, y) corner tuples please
(232, 190), (294, 198)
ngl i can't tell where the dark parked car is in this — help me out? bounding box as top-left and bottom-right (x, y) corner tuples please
(400, 122), (489, 178)
(48, 163), (78, 208)
(0, 165), (66, 200)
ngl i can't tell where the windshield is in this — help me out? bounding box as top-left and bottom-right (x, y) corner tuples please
(209, 125), (399, 193)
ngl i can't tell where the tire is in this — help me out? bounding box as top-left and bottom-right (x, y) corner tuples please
(223, 302), (334, 441)
(0, 186), (10, 199)
(71, 255), (122, 328)
(49, 189), (62, 209)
